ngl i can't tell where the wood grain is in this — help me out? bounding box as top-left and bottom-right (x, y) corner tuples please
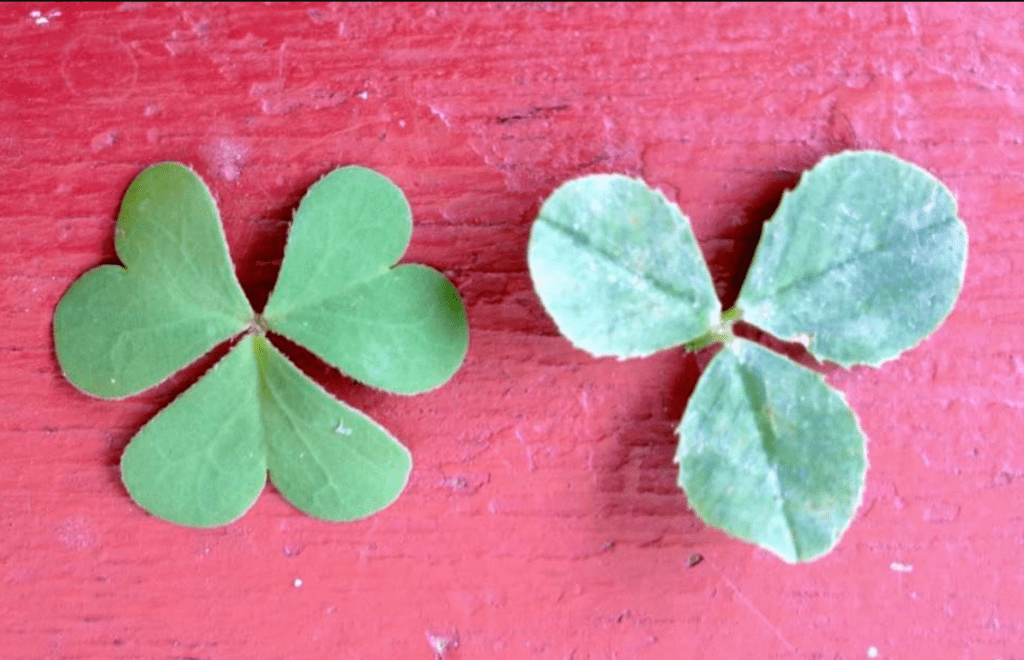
(2, 3), (1022, 658)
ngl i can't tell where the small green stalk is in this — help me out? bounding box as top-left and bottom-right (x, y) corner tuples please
(684, 306), (742, 351)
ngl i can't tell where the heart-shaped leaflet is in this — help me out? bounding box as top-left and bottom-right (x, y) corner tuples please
(263, 166), (468, 394)
(53, 163), (253, 398)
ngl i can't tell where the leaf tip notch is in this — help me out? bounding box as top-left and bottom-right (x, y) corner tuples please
(120, 334), (268, 528)
(261, 165), (470, 396)
(252, 334), (414, 523)
(262, 164), (413, 322)
(53, 162), (253, 400)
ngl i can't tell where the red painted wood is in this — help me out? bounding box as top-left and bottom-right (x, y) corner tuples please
(1, 3), (1020, 658)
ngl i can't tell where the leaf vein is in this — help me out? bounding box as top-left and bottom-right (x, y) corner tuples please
(752, 217), (956, 302)
(735, 360), (800, 560)
(537, 217), (704, 308)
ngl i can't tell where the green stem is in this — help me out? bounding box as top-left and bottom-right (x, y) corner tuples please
(684, 306), (742, 351)
(721, 306), (742, 323)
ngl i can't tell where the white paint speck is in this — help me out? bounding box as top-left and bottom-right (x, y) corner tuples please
(55, 516), (99, 551)
(428, 103), (451, 127)
(357, 90), (369, 100)
(426, 631), (458, 656)
(293, 578), (303, 588)
(335, 421), (352, 436)
(90, 131), (117, 152)
(890, 561), (913, 573)
(398, 119), (406, 128)
(867, 646), (879, 658)
(205, 138), (247, 182)
(29, 9), (60, 25)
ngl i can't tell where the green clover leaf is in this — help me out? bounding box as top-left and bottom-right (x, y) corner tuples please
(53, 163), (469, 527)
(528, 151), (967, 562)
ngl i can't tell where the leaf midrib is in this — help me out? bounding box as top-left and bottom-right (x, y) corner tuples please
(256, 338), (392, 502)
(743, 216), (957, 305)
(735, 352), (800, 561)
(536, 215), (708, 309)
(137, 214), (251, 319)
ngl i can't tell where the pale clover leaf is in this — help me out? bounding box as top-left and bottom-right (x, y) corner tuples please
(54, 163), (468, 527)
(736, 150), (968, 367)
(675, 338), (866, 563)
(527, 174), (720, 358)
(528, 151), (966, 562)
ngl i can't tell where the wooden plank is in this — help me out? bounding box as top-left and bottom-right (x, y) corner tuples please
(1, 3), (1021, 658)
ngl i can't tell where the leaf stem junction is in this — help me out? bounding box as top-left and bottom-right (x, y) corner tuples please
(684, 306), (742, 351)
(247, 313), (269, 336)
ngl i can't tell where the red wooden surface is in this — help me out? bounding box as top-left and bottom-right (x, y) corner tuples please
(1, 3), (1021, 658)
